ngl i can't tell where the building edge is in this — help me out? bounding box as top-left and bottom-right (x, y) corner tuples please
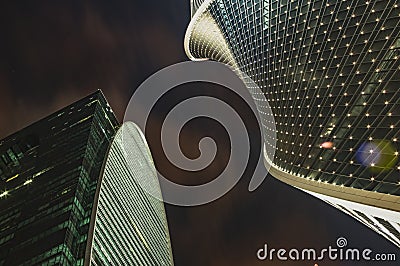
(84, 122), (174, 265)
(185, 0), (400, 248)
(186, 0), (400, 212)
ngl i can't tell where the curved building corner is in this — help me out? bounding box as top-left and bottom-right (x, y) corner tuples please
(185, 0), (400, 248)
(86, 122), (174, 265)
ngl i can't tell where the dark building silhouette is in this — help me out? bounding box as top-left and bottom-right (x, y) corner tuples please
(0, 91), (173, 265)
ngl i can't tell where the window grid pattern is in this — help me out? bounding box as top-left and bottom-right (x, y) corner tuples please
(0, 91), (118, 265)
(90, 123), (173, 266)
(191, 0), (207, 16)
(187, 0), (400, 195)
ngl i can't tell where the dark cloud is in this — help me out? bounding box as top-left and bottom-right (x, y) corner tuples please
(0, 1), (189, 137)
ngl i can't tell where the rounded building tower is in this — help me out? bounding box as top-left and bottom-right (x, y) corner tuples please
(86, 122), (174, 265)
(185, 0), (400, 247)
(0, 91), (174, 265)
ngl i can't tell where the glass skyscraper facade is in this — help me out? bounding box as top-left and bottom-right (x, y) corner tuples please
(186, 0), (400, 247)
(88, 122), (173, 265)
(0, 91), (174, 265)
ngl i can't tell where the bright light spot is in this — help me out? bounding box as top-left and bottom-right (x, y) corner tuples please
(24, 179), (33, 185)
(356, 140), (398, 173)
(321, 142), (334, 149)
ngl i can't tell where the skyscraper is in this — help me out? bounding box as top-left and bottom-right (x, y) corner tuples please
(185, 0), (400, 247)
(88, 122), (174, 265)
(0, 91), (173, 265)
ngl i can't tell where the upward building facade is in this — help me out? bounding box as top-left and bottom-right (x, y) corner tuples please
(0, 91), (173, 265)
(185, 0), (400, 247)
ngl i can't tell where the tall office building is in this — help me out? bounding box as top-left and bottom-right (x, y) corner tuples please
(0, 91), (173, 265)
(88, 122), (174, 265)
(186, 0), (400, 247)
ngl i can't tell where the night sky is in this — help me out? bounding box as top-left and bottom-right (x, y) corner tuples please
(0, 1), (399, 265)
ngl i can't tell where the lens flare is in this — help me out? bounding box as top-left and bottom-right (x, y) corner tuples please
(321, 141), (334, 149)
(356, 140), (398, 173)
